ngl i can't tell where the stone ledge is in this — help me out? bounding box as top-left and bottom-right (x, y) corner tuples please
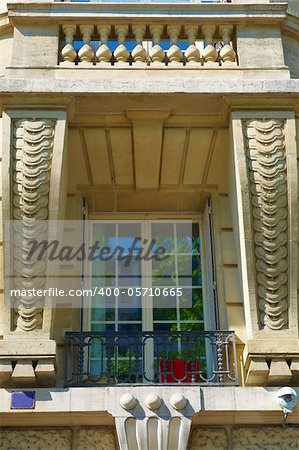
(247, 339), (299, 355)
(0, 340), (56, 357)
(0, 77), (299, 95)
(6, 2), (287, 23)
(0, 386), (297, 415)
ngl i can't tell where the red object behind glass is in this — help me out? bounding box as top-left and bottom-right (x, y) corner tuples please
(159, 359), (200, 383)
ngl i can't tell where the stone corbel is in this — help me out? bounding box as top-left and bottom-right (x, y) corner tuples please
(0, 109), (68, 387)
(109, 389), (195, 450)
(230, 111), (298, 386)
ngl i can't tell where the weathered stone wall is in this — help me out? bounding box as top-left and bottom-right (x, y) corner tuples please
(0, 427), (117, 450)
(188, 426), (299, 450)
(2, 426), (299, 450)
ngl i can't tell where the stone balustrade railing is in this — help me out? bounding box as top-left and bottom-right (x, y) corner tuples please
(59, 24), (237, 67)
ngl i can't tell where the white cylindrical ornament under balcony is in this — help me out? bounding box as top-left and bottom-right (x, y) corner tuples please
(78, 25), (95, 65)
(202, 25), (218, 66)
(219, 25), (236, 66)
(149, 25), (165, 66)
(132, 25), (147, 66)
(114, 25), (130, 65)
(96, 25), (112, 65)
(167, 25), (182, 65)
(185, 25), (201, 66)
(61, 25), (77, 66)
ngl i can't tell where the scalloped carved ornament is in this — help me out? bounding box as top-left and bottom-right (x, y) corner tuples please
(243, 119), (288, 331)
(12, 119), (55, 332)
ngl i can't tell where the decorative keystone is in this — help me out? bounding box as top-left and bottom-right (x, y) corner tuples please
(120, 393), (137, 410)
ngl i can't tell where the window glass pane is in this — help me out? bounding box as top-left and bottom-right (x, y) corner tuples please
(92, 258), (115, 285)
(192, 223), (201, 254)
(180, 288), (204, 321)
(91, 323), (115, 332)
(153, 322), (178, 331)
(151, 223), (175, 253)
(91, 221), (204, 336)
(152, 221), (203, 332)
(152, 256), (176, 286)
(118, 323), (142, 332)
(91, 307), (115, 322)
(118, 258), (141, 286)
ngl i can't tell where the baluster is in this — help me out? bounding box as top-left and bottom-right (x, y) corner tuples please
(149, 25), (165, 66)
(78, 25), (94, 65)
(219, 25), (236, 65)
(77, 335), (85, 385)
(132, 25), (147, 66)
(96, 25), (112, 65)
(106, 335), (115, 384)
(216, 334), (225, 384)
(185, 25), (201, 65)
(61, 25), (77, 65)
(114, 25), (130, 65)
(167, 25), (182, 65)
(202, 25), (218, 66)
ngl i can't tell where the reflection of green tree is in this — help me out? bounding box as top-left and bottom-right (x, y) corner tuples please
(179, 289), (203, 327)
(152, 232), (203, 330)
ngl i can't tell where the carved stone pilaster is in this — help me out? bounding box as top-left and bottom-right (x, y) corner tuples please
(243, 118), (288, 331)
(12, 119), (55, 332)
(0, 110), (67, 387)
(231, 111), (298, 386)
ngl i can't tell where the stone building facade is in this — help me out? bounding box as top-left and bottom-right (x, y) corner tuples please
(0, 0), (299, 448)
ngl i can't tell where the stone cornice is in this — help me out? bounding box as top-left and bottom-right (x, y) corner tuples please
(283, 11), (299, 39)
(6, 2), (287, 25)
(0, 12), (11, 35)
(0, 77), (299, 95)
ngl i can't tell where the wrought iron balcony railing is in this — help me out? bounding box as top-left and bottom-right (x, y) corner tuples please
(64, 330), (238, 387)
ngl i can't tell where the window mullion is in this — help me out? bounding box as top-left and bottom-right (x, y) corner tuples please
(142, 220), (153, 332)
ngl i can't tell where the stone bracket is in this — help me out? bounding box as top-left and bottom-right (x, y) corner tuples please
(245, 355), (299, 386)
(0, 358), (56, 388)
(0, 339), (57, 387)
(108, 388), (197, 450)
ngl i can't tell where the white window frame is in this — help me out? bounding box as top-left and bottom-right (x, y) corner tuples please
(82, 214), (216, 333)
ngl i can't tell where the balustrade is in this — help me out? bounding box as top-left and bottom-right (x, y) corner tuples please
(59, 23), (237, 67)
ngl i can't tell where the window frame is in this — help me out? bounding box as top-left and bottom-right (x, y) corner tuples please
(82, 214), (217, 333)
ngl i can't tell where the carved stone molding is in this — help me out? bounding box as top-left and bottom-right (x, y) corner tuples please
(110, 390), (193, 450)
(0, 109), (67, 387)
(243, 118), (288, 331)
(231, 111), (298, 385)
(231, 111), (298, 339)
(12, 119), (55, 332)
(115, 416), (192, 450)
